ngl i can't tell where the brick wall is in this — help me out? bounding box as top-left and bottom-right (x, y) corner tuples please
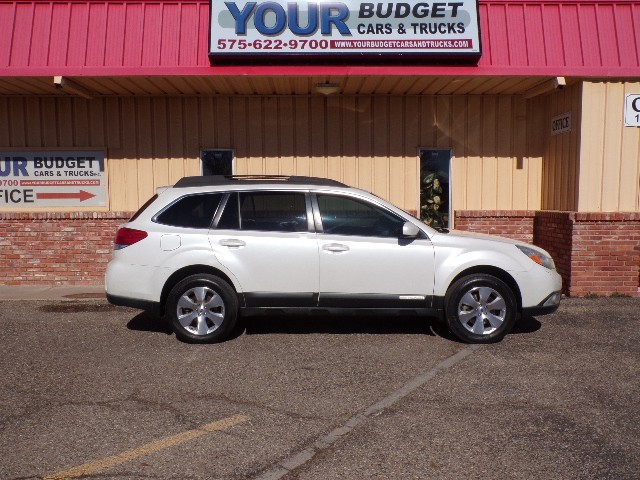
(455, 210), (640, 297)
(0, 212), (131, 285)
(2, 210), (638, 296)
(454, 211), (535, 244)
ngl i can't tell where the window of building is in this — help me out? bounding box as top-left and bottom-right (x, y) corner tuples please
(201, 150), (234, 176)
(419, 149), (452, 229)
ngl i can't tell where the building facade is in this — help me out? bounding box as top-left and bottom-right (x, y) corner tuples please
(1, 0), (639, 296)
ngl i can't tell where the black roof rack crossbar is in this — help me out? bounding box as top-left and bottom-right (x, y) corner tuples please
(174, 175), (346, 188)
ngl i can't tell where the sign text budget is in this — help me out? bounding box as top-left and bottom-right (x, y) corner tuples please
(209, 0), (481, 60)
(0, 152), (106, 208)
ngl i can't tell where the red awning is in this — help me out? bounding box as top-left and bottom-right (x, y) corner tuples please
(1, 0), (639, 77)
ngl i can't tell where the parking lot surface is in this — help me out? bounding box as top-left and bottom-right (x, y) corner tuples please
(0, 293), (638, 479)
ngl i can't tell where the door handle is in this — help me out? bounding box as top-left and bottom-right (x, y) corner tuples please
(322, 243), (349, 253)
(219, 239), (246, 248)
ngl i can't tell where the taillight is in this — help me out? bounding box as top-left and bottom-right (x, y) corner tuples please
(114, 227), (148, 250)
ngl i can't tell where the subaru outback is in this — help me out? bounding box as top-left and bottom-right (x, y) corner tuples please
(106, 175), (561, 344)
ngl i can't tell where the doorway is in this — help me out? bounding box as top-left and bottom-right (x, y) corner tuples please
(201, 149), (234, 176)
(419, 148), (452, 229)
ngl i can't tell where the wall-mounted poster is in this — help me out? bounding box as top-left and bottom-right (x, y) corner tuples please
(0, 151), (106, 208)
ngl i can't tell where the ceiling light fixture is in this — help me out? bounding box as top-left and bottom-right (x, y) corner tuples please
(315, 82), (341, 96)
(523, 77), (566, 99)
(53, 76), (94, 100)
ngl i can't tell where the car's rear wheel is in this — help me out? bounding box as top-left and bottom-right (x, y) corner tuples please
(445, 274), (517, 343)
(165, 274), (238, 343)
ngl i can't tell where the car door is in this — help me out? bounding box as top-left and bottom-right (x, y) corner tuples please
(209, 190), (319, 307)
(315, 193), (435, 308)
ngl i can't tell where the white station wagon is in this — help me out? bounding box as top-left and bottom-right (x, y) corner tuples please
(106, 175), (561, 344)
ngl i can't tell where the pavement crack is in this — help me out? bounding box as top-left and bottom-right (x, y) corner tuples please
(250, 344), (480, 480)
(0, 393), (194, 432)
(187, 392), (325, 422)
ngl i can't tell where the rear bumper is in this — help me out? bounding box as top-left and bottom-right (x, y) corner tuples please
(106, 293), (161, 314)
(105, 258), (165, 306)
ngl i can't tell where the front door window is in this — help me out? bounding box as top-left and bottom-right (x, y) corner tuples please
(317, 194), (405, 238)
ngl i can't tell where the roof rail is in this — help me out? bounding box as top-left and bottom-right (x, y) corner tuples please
(173, 175), (347, 188)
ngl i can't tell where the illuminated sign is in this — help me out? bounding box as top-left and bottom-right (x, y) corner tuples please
(209, 0), (481, 62)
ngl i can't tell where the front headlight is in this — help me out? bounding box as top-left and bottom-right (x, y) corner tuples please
(516, 245), (556, 270)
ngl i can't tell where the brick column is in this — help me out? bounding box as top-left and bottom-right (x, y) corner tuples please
(455, 210), (640, 297)
(533, 212), (573, 296)
(551, 212), (639, 297)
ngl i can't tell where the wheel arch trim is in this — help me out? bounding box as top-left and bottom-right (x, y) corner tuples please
(160, 265), (243, 313)
(443, 266), (523, 311)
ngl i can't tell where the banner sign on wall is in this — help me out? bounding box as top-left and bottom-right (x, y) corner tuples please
(0, 151), (106, 208)
(209, 0), (481, 62)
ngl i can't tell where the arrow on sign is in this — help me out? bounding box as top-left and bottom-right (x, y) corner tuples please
(36, 190), (96, 202)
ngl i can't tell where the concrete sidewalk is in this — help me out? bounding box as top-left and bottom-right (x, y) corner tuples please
(0, 285), (105, 301)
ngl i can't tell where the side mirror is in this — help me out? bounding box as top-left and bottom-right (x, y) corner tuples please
(401, 221), (421, 238)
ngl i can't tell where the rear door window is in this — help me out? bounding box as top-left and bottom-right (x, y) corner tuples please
(154, 193), (223, 229)
(216, 192), (308, 232)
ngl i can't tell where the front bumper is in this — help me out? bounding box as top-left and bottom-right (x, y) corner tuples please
(521, 291), (562, 317)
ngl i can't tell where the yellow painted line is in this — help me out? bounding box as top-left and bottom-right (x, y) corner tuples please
(44, 414), (250, 480)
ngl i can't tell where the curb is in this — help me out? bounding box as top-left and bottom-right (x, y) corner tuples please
(0, 285), (106, 301)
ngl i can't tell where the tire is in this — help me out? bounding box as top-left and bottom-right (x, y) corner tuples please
(165, 274), (238, 344)
(445, 274), (517, 344)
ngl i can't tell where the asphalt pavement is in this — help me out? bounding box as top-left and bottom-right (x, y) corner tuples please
(0, 288), (638, 479)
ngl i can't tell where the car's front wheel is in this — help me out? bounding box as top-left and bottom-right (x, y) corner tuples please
(165, 274), (238, 343)
(445, 274), (517, 343)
